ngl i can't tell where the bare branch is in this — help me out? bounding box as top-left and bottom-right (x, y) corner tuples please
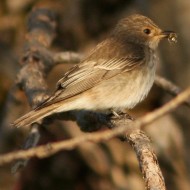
(140, 87), (190, 127)
(127, 130), (165, 190)
(0, 87), (190, 190)
(11, 8), (57, 172)
(155, 75), (190, 107)
(17, 8), (57, 107)
(11, 124), (40, 174)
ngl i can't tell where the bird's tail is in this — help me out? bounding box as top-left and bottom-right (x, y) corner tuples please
(12, 104), (60, 128)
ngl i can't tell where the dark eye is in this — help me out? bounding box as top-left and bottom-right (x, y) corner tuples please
(143, 28), (151, 35)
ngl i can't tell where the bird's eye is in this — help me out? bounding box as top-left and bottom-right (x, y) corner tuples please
(143, 28), (151, 35)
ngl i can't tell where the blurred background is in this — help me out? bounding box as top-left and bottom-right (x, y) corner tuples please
(0, 0), (190, 189)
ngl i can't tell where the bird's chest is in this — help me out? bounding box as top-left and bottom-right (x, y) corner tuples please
(88, 51), (157, 110)
(124, 51), (157, 108)
(108, 52), (157, 109)
(146, 49), (157, 69)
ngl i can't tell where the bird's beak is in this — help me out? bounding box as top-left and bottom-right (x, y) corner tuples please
(160, 31), (175, 38)
(160, 31), (177, 43)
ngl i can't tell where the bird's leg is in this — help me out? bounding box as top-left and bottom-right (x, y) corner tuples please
(110, 109), (135, 120)
(109, 109), (135, 141)
(111, 109), (121, 118)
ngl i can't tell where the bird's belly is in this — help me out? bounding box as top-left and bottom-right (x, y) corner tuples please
(55, 65), (156, 113)
(88, 65), (156, 110)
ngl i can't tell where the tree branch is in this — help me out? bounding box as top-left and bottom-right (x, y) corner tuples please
(155, 75), (190, 107)
(11, 8), (57, 173)
(1, 87), (190, 189)
(127, 130), (165, 190)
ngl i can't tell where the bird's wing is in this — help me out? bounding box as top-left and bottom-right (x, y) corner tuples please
(36, 56), (143, 109)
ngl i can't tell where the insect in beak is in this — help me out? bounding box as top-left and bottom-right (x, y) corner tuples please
(160, 31), (177, 43)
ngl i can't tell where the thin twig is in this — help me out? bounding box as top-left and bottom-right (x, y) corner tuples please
(11, 124), (40, 174)
(155, 75), (190, 107)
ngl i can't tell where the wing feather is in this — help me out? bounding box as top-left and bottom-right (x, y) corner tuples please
(36, 56), (143, 109)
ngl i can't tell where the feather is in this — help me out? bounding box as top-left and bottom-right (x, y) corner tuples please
(37, 56), (144, 109)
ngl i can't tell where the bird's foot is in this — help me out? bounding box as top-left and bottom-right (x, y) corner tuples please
(110, 109), (134, 121)
(111, 110), (121, 118)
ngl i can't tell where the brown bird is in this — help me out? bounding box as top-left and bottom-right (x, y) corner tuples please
(13, 14), (177, 128)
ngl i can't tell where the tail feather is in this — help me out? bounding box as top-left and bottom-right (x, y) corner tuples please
(12, 105), (59, 128)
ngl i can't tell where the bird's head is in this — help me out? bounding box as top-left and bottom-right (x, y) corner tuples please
(112, 14), (177, 50)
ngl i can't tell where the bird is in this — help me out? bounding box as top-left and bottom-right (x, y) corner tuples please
(13, 14), (177, 128)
